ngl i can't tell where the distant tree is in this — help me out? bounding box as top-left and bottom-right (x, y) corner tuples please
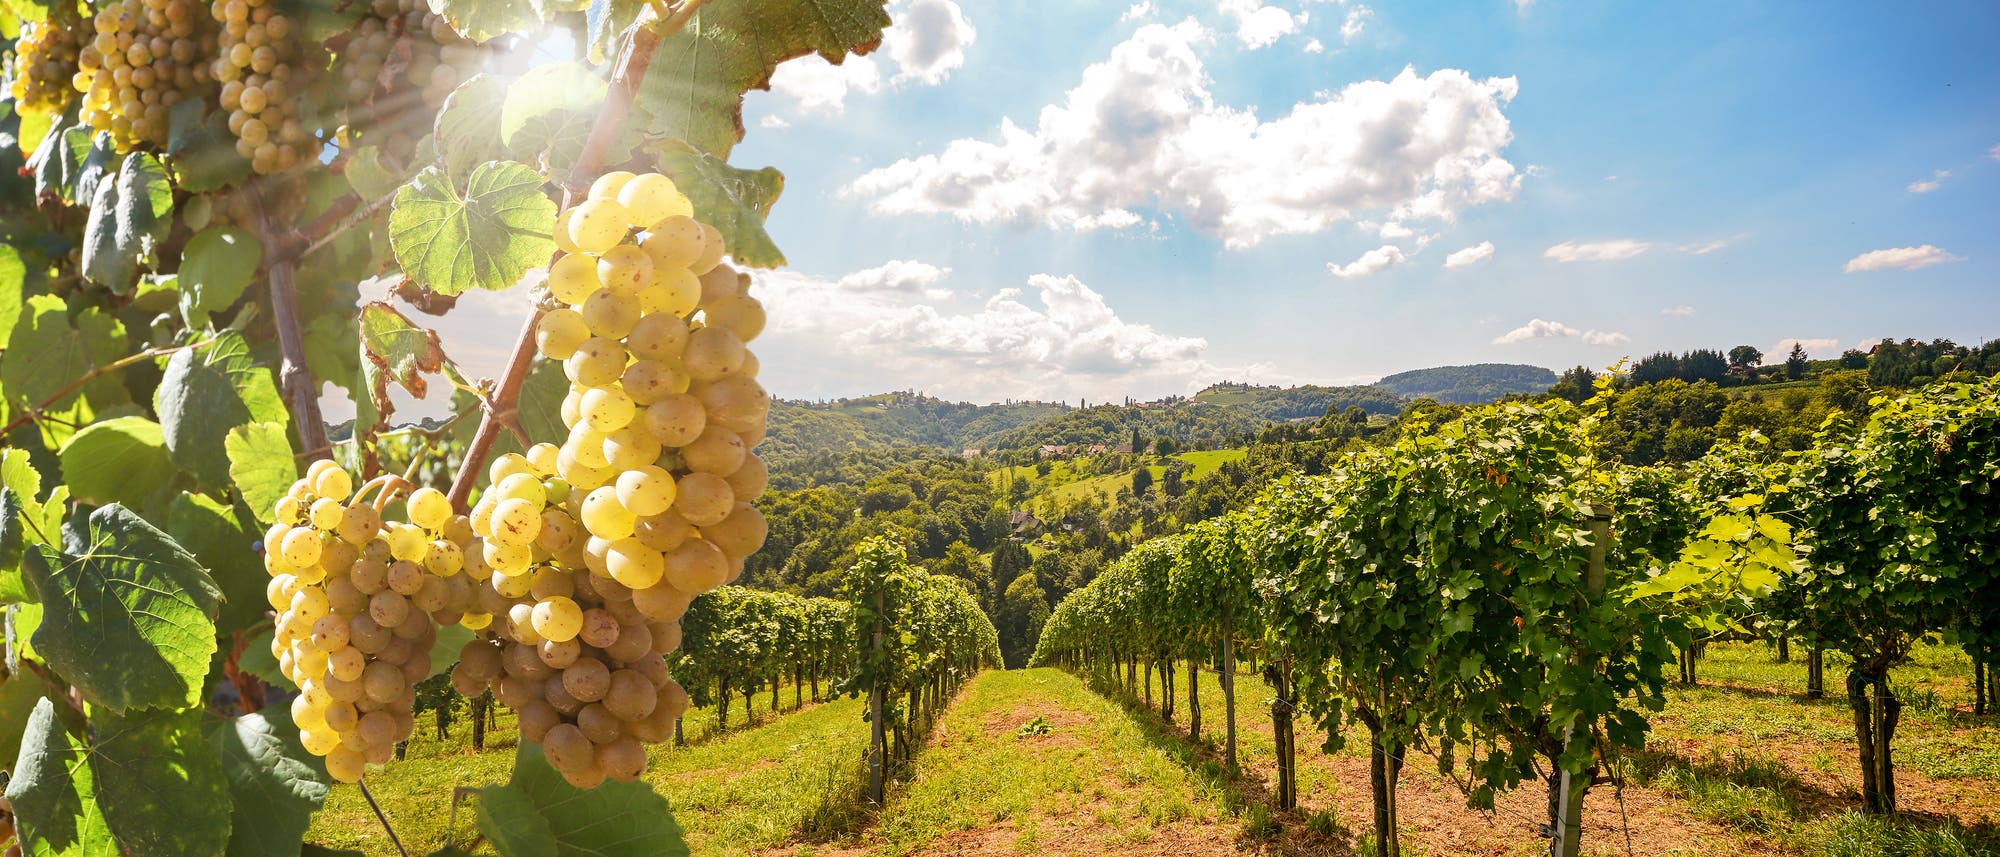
(1009, 475), (1030, 504)
(991, 539), (1033, 592)
(1840, 349), (1871, 370)
(1132, 467), (1155, 496)
(1161, 463), (1187, 497)
(1785, 343), (1809, 380)
(1551, 365), (1599, 404)
(1154, 436), (1180, 455)
(1683, 349), (1730, 384)
(1728, 345), (1764, 373)
(1344, 404), (1369, 424)
(1131, 426), (1144, 455)
(998, 572), (1052, 668)
(1631, 352), (1683, 385)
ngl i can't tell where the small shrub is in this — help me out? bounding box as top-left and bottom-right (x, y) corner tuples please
(1015, 714), (1053, 738)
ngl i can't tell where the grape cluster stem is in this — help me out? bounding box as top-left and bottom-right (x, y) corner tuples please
(357, 780), (410, 857)
(253, 188), (333, 462)
(446, 0), (705, 512)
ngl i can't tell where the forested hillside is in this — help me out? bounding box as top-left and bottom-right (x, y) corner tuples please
(1191, 381), (1407, 419)
(1375, 362), (1558, 402)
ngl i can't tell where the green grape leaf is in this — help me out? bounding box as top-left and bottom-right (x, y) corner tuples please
(156, 331), (289, 488)
(428, 622), (475, 679)
(226, 421), (298, 524)
(169, 493), (266, 634)
(205, 708), (332, 857)
(475, 741), (690, 857)
(4, 698), (116, 857)
(91, 706), (233, 857)
(167, 98), (253, 193)
(0, 489), (22, 603)
(1, 447), (66, 554)
(426, 0), (545, 43)
(0, 669), (52, 774)
(501, 63), (611, 173)
(636, 0), (890, 159)
(435, 73), (511, 180)
(343, 145), (410, 202)
(178, 227), (264, 323)
(651, 140), (785, 268)
(2, 295), (100, 415)
(389, 161), (557, 295)
(0, 244), (24, 347)
(57, 415), (176, 509)
(81, 152), (174, 292)
(22, 504), (222, 713)
(583, 0), (644, 64)
(236, 627), (292, 691)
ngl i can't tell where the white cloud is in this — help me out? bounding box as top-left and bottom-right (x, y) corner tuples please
(836, 259), (954, 296)
(846, 23), (1522, 249)
(1443, 240), (1494, 268)
(1906, 169), (1949, 194)
(1121, 1), (1154, 22)
(1303, 37), (1325, 53)
(759, 115), (790, 130)
(1543, 239), (1651, 262)
(1327, 244), (1407, 279)
(884, 0), (977, 85)
(768, 54), (882, 115)
(1514, 0), (1533, 10)
(1661, 305), (1696, 318)
(1219, 0), (1305, 48)
(1772, 337), (1840, 360)
(1340, 5), (1372, 43)
(753, 265), (1267, 401)
(1843, 244), (1964, 273)
(1677, 233), (1748, 255)
(1492, 318), (1578, 345)
(1491, 318), (1626, 346)
(1990, 143), (2000, 161)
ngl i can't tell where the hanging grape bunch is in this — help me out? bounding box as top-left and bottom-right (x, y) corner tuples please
(266, 462), (480, 783)
(329, 0), (490, 163)
(7, 8), (85, 116)
(210, 0), (320, 174)
(71, 0), (218, 149)
(447, 171), (771, 788)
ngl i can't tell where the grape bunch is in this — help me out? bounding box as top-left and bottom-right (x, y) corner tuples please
(329, 0), (489, 162)
(72, 0), (219, 150)
(210, 0), (319, 175)
(7, 11), (85, 116)
(445, 172), (772, 787)
(266, 461), (478, 782)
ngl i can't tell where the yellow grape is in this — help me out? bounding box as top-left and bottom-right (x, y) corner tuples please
(547, 254), (602, 305)
(564, 337), (628, 388)
(682, 426), (746, 475)
(535, 308), (591, 360)
(588, 170), (635, 202)
(531, 596), (584, 643)
(552, 208), (584, 254)
(580, 486), (637, 540)
(614, 465), (677, 517)
(489, 498), (544, 547)
(606, 538), (664, 589)
(627, 313), (689, 363)
(314, 466), (354, 501)
(663, 538), (728, 595)
(309, 498), (343, 530)
(643, 215), (706, 269)
(648, 267), (701, 318)
(674, 472), (734, 527)
(425, 539), (465, 576)
(698, 263), (744, 304)
(492, 568), (534, 598)
(620, 360), (683, 405)
(495, 473), (548, 508)
(490, 453), (536, 486)
(700, 296), (766, 342)
(702, 503), (768, 558)
(581, 289), (641, 340)
(643, 394), (707, 448)
(616, 173), (692, 227)
(407, 487), (452, 531)
(692, 222), (727, 274)
(684, 327), (746, 382)
(485, 541), (534, 577)
(526, 442), (562, 476)
(580, 387), (636, 433)
(567, 199), (632, 255)
(566, 425), (611, 468)
(386, 524), (429, 562)
(596, 245), (653, 295)
(281, 527), (322, 568)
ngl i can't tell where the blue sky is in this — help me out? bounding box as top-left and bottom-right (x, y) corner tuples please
(362, 0), (2000, 417)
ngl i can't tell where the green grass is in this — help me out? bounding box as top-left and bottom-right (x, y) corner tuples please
(1173, 448), (1247, 479)
(870, 668), (1232, 855)
(305, 687), (865, 856)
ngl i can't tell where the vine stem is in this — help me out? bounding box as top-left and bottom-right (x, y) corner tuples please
(253, 191), (333, 463)
(444, 0), (704, 511)
(358, 779), (411, 857)
(0, 339), (212, 436)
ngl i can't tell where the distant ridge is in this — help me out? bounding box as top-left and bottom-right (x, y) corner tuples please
(1374, 363), (1557, 404)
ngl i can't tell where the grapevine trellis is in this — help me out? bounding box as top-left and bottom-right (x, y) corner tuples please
(1036, 376), (2000, 855)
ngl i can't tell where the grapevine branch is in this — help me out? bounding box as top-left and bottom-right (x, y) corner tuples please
(0, 339), (212, 436)
(445, 0), (703, 510)
(252, 189), (333, 463)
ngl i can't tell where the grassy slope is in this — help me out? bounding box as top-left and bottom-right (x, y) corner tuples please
(990, 449), (1249, 516)
(305, 687), (865, 856)
(869, 668), (1238, 856)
